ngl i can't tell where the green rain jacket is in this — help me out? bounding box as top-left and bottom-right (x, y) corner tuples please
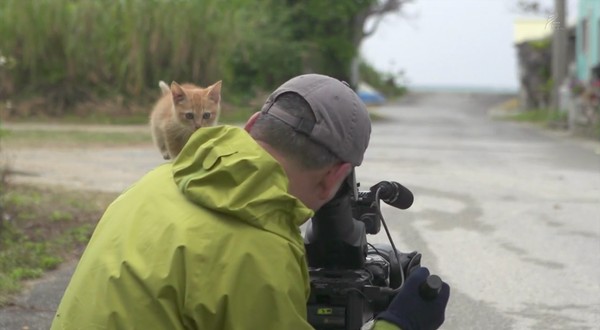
(51, 126), (399, 330)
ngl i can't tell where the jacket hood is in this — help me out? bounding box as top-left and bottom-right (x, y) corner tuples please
(172, 126), (314, 236)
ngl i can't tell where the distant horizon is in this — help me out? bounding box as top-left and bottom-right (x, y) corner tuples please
(407, 84), (519, 94)
(361, 0), (578, 91)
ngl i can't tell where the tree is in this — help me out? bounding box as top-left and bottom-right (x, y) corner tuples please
(514, 0), (554, 16)
(513, 0), (569, 109)
(350, 0), (413, 87)
(285, 0), (411, 87)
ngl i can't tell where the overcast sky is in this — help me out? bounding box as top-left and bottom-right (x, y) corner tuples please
(360, 0), (579, 91)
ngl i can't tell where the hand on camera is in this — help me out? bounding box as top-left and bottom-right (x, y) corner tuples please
(376, 267), (450, 330)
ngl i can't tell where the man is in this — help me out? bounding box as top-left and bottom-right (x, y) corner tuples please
(51, 74), (449, 329)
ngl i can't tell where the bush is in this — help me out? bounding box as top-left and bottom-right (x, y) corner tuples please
(0, 0), (300, 117)
(0, 184), (117, 305)
(359, 60), (407, 98)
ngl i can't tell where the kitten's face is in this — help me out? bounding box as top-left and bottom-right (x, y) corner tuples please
(170, 81), (222, 129)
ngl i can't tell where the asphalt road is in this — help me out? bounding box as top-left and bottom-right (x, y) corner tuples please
(361, 93), (600, 330)
(1, 92), (599, 329)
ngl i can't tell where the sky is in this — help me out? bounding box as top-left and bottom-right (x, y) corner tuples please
(360, 0), (579, 92)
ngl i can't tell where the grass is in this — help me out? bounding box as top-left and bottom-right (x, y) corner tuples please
(0, 0), (303, 118)
(492, 98), (600, 139)
(57, 113), (151, 125)
(499, 107), (568, 130)
(1, 107), (379, 149)
(509, 108), (565, 123)
(0, 184), (117, 306)
(1, 98), (392, 149)
(0, 99), (256, 149)
(1, 129), (153, 148)
(0, 104), (392, 150)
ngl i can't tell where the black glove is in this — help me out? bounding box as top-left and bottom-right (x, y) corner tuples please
(376, 267), (450, 330)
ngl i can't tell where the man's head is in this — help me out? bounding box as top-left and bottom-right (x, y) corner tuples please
(246, 74), (371, 211)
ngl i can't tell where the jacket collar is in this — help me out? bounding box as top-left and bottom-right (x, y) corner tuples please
(172, 126), (314, 239)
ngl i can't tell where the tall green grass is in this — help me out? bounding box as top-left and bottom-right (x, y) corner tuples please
(0, 0), (405, 119)
(0, 0), (293, 112)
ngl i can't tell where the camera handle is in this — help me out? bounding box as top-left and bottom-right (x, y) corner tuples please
(360, 275), (443, 330)
(419, 274), (442, 300)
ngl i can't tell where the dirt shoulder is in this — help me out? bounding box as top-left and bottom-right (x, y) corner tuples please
(1, 122), (163, 193)
(2, 122), (150, 134)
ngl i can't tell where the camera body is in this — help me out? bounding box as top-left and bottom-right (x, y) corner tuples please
(303, 179), (414, 330)
(305, 246), (399, 329)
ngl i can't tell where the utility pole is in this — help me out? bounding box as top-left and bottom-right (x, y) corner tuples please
(551, 0), (568, 110)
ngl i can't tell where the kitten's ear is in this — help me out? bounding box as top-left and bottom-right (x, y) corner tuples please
(159, 81), (170, 95)
(170, 81), (186, 104)
(208, 80), (222, 103)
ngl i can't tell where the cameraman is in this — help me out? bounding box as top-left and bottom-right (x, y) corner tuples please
(51, 74), (449, 330)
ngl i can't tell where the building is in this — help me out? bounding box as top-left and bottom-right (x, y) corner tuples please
(513, 17), (575, 110)
(567, 0), (600, 136)
(575, 0), (600, 81)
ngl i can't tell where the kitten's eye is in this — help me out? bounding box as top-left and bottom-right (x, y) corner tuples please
(202, 112), (211, 120)
(185, 112), (194, 120)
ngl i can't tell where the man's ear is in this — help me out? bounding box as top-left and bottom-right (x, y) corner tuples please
(244, 112), (261, 132)
(318, 162), (352, 201)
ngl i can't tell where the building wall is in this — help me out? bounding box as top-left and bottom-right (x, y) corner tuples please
(576, 0), (600, 81)
(513, 18), (552, 44)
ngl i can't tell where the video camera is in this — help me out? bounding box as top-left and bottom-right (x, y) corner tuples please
(303, 172), (435, 330)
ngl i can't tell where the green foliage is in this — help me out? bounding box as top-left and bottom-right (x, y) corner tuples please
(359, 60), (407, 98)
(0, 226), (60, 304)
(56, 113), (151, 125)
(9, 268), (44, 281)
(0, 184), (117, 305)
(508, 107), (568, 128)
(0, 0), (297, 112)
(64, 224), (96, 245)
(0, 0), (397, 117)
(225, 2), (303, 94)
(3, 190), (42, 207)
(529, 38), (551, 50)
(40, 256), (63, 269)
(2, 129), (152, 147)
(0, 238), (60, 304)
(50, 210), (74, 222)
(284, 0), (376, 82)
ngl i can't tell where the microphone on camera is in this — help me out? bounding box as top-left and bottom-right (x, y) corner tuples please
(370, 181), (414, 210)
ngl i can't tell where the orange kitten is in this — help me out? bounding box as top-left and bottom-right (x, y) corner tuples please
(150, 80), (222, 160)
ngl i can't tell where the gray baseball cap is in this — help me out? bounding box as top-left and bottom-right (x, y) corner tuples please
(260, 74), (371, 166)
